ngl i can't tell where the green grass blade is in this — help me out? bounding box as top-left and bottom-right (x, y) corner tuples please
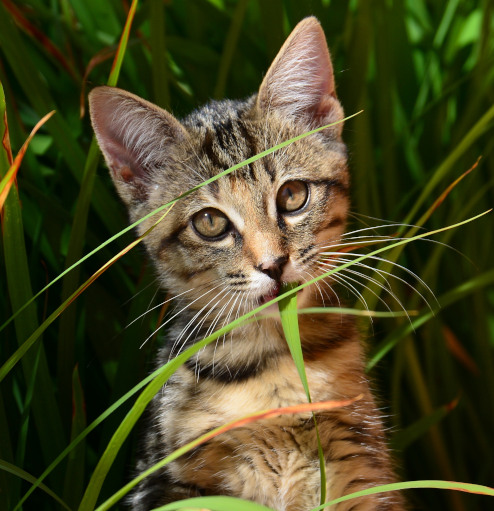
(279, 282), (309, 395)
(150, 0), (170, 109)
(278, 282), (326, 504)
(213, 0), (249, 99)
(0, 81), (66, 471)
(0, 459), (71, 511)
(63, 367), (87, 509)
(367, 267), (494, 371)
(311, 480), (494, 510)
(154, 496), (274, 511)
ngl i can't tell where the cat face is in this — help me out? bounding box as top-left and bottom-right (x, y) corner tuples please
(89, 17), (348, 314)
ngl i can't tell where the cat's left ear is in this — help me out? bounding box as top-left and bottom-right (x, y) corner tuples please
(89, 86), (188, 205)
(257, 17), (344, 136)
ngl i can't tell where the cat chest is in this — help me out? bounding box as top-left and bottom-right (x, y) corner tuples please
(163, 359), (334, 451)
(170, 419), (323, 510)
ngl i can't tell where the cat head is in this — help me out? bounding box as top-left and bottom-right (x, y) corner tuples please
(89, 17), (349, 313)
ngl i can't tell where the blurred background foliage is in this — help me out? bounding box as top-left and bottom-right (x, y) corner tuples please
(0, 0), (493, 510)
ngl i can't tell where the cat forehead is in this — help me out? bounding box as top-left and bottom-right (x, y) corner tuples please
(183, 99), (346, 181)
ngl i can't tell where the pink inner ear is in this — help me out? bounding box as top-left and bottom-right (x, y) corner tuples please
(98, 130), (144, 182)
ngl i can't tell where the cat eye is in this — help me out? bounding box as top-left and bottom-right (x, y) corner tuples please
(192, 208), (230, 239)
(276, 180), (309, 213)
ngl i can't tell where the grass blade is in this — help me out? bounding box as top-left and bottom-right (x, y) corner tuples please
(311, 480), (494, 510)
(0, 459), (71, 511)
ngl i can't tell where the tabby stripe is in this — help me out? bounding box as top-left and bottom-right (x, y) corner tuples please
(158, 222), (188, 255)
(201, 129), (223, 168)
(184, 358), (270, 382)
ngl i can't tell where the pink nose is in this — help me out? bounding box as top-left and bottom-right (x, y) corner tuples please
(257, 256), (288, 282)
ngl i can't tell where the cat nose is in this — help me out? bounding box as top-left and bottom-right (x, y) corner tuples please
(257, 255), (289, 282)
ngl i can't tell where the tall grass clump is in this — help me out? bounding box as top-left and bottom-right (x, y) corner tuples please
(1, 1), (493, 510)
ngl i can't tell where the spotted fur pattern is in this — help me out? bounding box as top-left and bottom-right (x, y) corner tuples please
(89, 17), (405, 511)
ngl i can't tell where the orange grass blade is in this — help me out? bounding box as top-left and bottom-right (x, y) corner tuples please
(80, 47), (116, 118)
(0, 110), (55, 211)
(413, 157), (481, 229)
(200, 395), (363, 445)
(1, 108), (13, 165)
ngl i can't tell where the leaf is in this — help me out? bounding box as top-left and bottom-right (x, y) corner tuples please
(0, 110), (55, 211)
(311, 480), (494, 510)
(154, 496), (275, 511)
(0, 459), (71, 511)
(391, 398), (459, 451)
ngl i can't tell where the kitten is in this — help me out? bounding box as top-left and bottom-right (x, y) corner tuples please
(89, 17), (405, 511)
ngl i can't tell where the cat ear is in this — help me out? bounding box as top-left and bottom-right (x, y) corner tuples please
(257, 17), (343, 133)
(89, 86), (188, 204)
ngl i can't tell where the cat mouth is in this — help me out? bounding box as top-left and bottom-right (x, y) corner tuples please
(258, 283), (281, 306)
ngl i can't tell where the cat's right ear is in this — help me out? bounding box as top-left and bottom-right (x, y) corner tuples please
(89, 86), (187, 204)
(257, 17), (344, 137)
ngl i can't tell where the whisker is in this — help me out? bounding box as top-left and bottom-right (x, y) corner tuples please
(127, 287), (195, 328)
(141, 282), (224, 349)
(318, 260), (407, 319)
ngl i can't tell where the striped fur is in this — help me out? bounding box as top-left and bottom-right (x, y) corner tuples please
(89, 17), (405, 511)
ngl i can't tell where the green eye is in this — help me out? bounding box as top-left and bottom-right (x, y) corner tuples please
(192, 208), (230, 238)
(276, 180), (309, 213)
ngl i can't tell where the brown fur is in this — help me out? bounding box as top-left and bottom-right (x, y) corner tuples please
(89, 17), (405, 511)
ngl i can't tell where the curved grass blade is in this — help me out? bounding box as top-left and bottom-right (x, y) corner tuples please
(0, 459), (71, 511)
(95, 397), (360, 511)
(155, 496), (275, 511)
(279, 283), (327, 504)
(20, 209), (488, 509)
(0, 203), (175, 384)
(311, 480), (494, 510)
(0, 110), (55, 211)
(367, 267), (494, 371)
(0, 112), (359, 334)
(2, 207), (488, 386)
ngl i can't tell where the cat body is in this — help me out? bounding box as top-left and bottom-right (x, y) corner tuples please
(90, 17), (404, 511)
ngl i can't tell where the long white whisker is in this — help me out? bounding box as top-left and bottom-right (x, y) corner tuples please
(319, 260), (408, 319)
(128, 287), (195, 328)
(141, 282), (225, 349)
